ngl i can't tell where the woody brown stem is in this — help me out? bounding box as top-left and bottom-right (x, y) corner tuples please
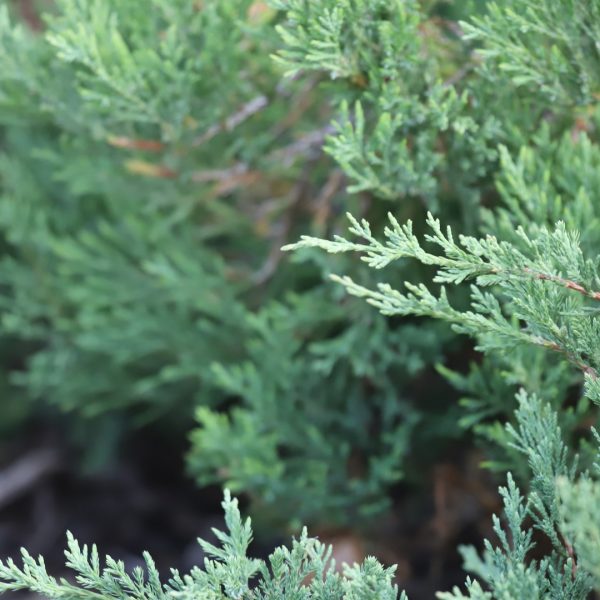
(524, 268), (600, 301)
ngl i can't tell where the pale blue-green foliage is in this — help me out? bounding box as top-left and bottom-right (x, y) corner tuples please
(557, 476), (600, 587)
(462, 0), (600, 106)
(437, 346), (584, 477)
(2, 1), (600, 597)
(439, 392), (595, 599)
(484, 130), (600, 250)
(430, 127), (600, 474)
(439, 476), (546, 600)
(506, 392), (576, 547)
(0, 491), (402, 600)
(270, 0), (423, 81)
(271, 0), (499, 207)
(274, 2), (600, 595)
(42, 0), (268, 140)
(2, 399), (599, 599)
(325, 100), (439, 200)
(285, 207), (600, 404)
(324, 88), (494, 203)
(284, 125), (600, 495)
(285, 84), (600, 592)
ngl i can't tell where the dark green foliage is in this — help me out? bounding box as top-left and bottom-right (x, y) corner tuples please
(0, 0), (482, 529)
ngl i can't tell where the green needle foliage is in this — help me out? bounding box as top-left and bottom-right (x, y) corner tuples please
(0, 0), (508, 529)
(2, 0), (600, 597)
(2, 399), (600, 599)
(286, 208), (600, 379)
(271, 0), (500, 208)
(0, 0), (475, 528)
(462, 1), (600, 106)
(0, 491), (403, 600)
(281, 0), (600, 595)
(436, 392), (597, 599)
(285, 135), (600, 597)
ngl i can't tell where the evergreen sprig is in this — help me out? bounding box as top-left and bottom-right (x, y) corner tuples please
(285, 211), (600, 401)
(439, 392), (596, 599)
(0, 491), (402, 600)
(462, 1), (600, 106)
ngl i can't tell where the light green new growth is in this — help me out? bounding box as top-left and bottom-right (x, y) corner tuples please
(285, 210), (600, 404)
(0, 491), (402, 600)
(3, 394), (599, 599)
(436, 391), (596, 599)
(462, 1), (600, 105)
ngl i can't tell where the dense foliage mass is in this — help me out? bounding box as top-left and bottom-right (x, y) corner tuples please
(0, 0), (482, 529)
(0, 491), (403, 600)
(1, 0), (600, 597)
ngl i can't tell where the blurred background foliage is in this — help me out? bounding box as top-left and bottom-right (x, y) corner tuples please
(0, 0), (478, 532)
(0, 0), (599, 562)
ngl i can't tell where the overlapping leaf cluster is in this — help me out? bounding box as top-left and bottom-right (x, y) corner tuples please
(283, 0), (600, 595)
(2, 0), (600, 598)
(0, 491), (402, 600)
(0, 0), (493, 528)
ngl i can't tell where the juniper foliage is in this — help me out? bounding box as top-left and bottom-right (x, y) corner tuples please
(286, 198), (600, 404)
(2, 400), (599, 599)
(0, 491), (403, 600)
(286, 141), (600, 597)
(0, 0), (484, 528)
(1, 0), (600, 598)
(271, 0), (500, 208)
(282, 0), (600, 594)
(462, 1), (600, 106)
